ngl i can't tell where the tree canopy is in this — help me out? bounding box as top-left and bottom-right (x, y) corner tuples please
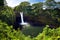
(0, 0), (4, 6)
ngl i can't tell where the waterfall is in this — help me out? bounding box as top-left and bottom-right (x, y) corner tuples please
(20, 12), (24, 23)
(20, 12), (28, 25)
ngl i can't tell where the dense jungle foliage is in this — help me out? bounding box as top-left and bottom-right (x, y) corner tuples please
(0, 0), (60, 27)
(14, 0), (60, 27)
(0, 0), (60, 40)
(0, 20), (60, 40)
(0, 6), (15, 25)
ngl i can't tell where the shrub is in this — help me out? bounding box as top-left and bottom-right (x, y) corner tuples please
(0, 20), (33, 40)
(35, 25), (60, 40)
(0, 21), (60, 40)
(0, 6), (15, 25)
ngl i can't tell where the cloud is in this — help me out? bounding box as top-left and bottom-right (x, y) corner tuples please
(55, 0), (60, 2)
(6, 0), (28, 7)
(6, 0), (45, 7)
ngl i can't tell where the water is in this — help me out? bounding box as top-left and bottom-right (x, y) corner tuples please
(20, 12), (28, 25)
(20, 12), (24, 23)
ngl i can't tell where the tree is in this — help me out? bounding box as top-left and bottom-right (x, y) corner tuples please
(57, 2), (60, 4)
(18, 1), (30, 12)
(45, 0), (56, 9)
(0, 0), (4, 11)
(0, 6), (15, 25)
(14, 1), (32, 16)
(46, 0), (54, 2)
(0, 0), (4, 6)
(32, 2), (43, 16)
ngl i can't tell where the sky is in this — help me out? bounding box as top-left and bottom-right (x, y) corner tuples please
(6, 0), (44, 7)
(6, 0), (60, 8)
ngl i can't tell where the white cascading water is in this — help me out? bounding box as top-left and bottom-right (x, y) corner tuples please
(20, 12), (28, 25)
(20, 12), (24, 23)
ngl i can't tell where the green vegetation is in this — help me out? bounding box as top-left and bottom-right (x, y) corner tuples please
(35, 25), (60, 40)
(0, 6), (15, 25)
(14, 1), (60, 26)
(0, 0), (60, 26)
(0, 0), (60, 40)
(0, 21), (60, 40)
(0, 0), (4, 6)
(0, 20), (32, 40)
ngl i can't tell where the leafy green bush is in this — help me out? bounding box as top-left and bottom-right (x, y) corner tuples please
(0, 6), (15, 25)
(0, 21), (60, 40)
(0, 20), (33, 40)
(35, 25), (60, 40)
